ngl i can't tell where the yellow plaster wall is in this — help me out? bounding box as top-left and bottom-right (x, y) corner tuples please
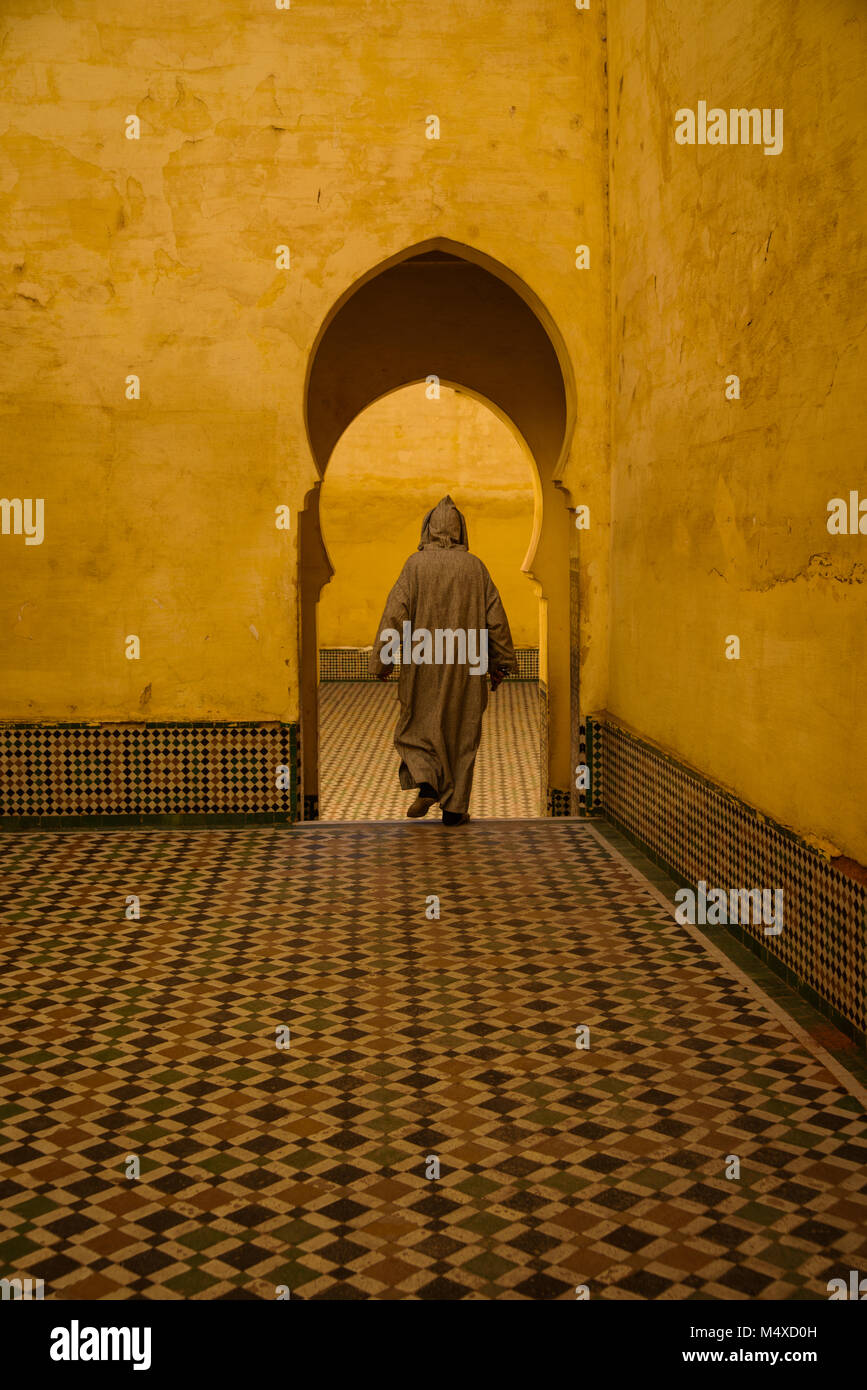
(0, 0), (608, 769)
(318, 385), (538, 650)
(608, 0), (867, 862)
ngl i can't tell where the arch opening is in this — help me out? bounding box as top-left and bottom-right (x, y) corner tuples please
(316, 382), (541, 820)
(299, 239), (575, 819)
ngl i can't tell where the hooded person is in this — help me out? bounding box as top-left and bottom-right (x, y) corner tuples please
(369, 496), (517, 825)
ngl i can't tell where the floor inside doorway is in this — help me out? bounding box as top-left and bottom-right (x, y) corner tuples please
(318, 680), (540, 820)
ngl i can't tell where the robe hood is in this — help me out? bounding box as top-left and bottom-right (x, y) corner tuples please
(418, 496), (469, 551)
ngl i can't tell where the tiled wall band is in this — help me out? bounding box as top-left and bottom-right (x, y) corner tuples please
(584, 716), (866, 1038)
(319, 647), (540, 682)
(0, 722), (297, 825)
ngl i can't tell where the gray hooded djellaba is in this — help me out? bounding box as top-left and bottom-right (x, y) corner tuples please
(369, 496), (517, 815)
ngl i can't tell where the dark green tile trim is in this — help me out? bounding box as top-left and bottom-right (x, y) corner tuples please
(0, 719), (287, 731)
(0, 814), (295, 831)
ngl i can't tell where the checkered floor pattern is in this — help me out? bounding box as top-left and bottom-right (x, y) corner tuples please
(0, 821), (864, 1300)
(319, 681), (539, 820)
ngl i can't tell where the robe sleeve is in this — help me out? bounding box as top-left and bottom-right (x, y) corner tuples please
(369, 562), (413, 676)
(484, 570), (517, 673)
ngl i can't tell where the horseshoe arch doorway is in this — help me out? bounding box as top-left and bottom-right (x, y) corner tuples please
(300, 238), (575, 820)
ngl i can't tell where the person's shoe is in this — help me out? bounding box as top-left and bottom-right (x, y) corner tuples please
(407, 783), (438, 818)
(442, 810), (470, 826)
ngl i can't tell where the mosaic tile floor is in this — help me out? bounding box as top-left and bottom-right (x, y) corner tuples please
(1, 820), (864, 1300)
(319, 680), (539, 820)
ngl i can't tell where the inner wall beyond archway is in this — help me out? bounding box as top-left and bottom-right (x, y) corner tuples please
(319, 384), (539, 649)
(300, 241), (575, 819)
(317, 384), (540, 820)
